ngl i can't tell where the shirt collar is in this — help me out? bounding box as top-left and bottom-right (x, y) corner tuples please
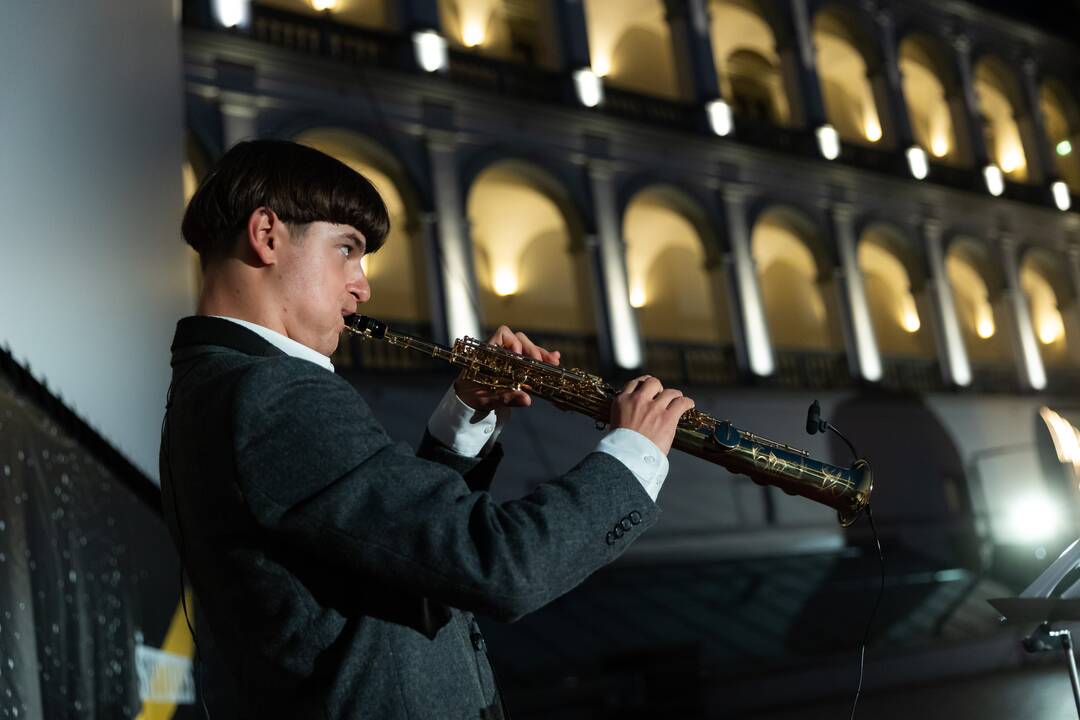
(212, 316), (335, 373)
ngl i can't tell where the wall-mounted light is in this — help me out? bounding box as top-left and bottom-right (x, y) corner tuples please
(573, 68), (603, 108)
(930, 135), (949, 158)
(412, 30), (448, 73)
(900, 303), (921, 333)
(212, 0), (249, 28)
(1052, 180), (1071, 211)
(983, 163), (1004, 197)
(976, 306), (995, 339)
(1039, 313), (1064, 345)
(462, 22), (485, 48)
(493, 268), (518, 297)
(592, 55), (611, 78)
(706, 99), (733, 137)
(816, 124), (840, 160)
(1058, 140), (1073, 157)
(863, 117), (882, 143)
(906, 146), (928, 180)
(1000, 149), (1023, 174)
(629, 284), (646, 308)
(311, 0), (338, 10)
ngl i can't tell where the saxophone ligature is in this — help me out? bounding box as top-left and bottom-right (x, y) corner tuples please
(343, 315), (872, 527)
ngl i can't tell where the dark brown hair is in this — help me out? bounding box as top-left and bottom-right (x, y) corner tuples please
(181, 139), (390, 265)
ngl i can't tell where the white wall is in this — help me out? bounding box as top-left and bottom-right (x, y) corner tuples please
(0, 0), (191, 481)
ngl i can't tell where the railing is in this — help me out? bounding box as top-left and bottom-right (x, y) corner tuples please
(250, 3), (405, 70)
(447, 50), (565, 104)
(602, 86), (700, 132)
(1045, 366), (1080, 395)
(968, 362), (1022, 394)
(770, 349), (850, 389)
(734, 120), (816, 157)
(643, 340), (738, 387)
(879, 355), (946, 394)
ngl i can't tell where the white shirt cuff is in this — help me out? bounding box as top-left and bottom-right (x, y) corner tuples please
(426, 384), (508, 457)
(594, 428), (669, 502)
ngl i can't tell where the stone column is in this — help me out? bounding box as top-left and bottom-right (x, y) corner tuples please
(1062, 243), (1080, 365)
(587, 160), (644, 371)
(947, 32), (990, 169)
(922, 219), (972, 386)
(1017, 56), (1056, 184)
(550, 0), (592, 70)
(721, 188), (774, 377)
(994, 233), (1046, 390)
(425, 130), (482, 344)
(776, 0), (827, 130)
(664, 0), (722, 103)
(414, 211), (449, 345)
(830, 204), (882, 382)
(868, 8), (914, 151)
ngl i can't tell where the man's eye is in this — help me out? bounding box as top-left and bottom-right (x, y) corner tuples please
(338, 245), (351, 257)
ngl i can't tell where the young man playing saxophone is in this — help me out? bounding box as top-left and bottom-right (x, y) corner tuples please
(161, 139), (694, 719)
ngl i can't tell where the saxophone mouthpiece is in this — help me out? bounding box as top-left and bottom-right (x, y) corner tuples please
(346, 314), (387, 339)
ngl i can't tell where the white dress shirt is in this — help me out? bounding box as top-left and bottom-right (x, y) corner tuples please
(216, 316), (670, 501)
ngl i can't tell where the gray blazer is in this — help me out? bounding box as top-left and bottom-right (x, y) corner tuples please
(160, 316), (657, 719)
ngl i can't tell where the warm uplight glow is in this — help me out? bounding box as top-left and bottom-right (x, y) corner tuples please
(906, 146), (928, 180)
(462, 22), (485, 48)
(977, 310), (996, 339)
(1005, 493), (1062, 543)
(901, 297), (921, 333)
(1053, 180), (1072, 211)
(706, 99), (733, 137)
(1038, 313), (1064, 345)
(1058, 140), (1073, 157)
(493, 267), (519, 296)
(864, 117), (882, 143)
(413, 30), (448, 73)
(930, 135), (949, 158)
(1000, 149), (1023, 174)
(592, 55), (611, 78)
(816, 124), (840, 160)
(573, 68), (603, 108)
(629, 284), (646, 308)
(310, 0), (338, 10)
(984, 164), (1004, 196)
(213, 0), (249, 27)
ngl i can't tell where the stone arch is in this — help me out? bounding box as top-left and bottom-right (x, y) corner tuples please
(944, 236), (1011, 364)
(583, 0), (681, 100)
(708, 0), (791, 125)
(622, 185), (731, 343)
(751, 205), (843, 351)
(899, 33), (964, 165)
(856, 222), (935, 358)
(1040, 77), (1080, 191)
(812, 4), (888, 145)
(293, 127), (430, 324)
(1019, 247), (1074, 367)
(465, 160), (597, 334)
(973, 55), (1029, 181)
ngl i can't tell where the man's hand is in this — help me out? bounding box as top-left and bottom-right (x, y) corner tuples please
(610, 375), (694, 455)
(454, 325), (561, 412)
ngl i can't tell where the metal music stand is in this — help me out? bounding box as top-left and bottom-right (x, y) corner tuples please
(990, 539), (1080, 718)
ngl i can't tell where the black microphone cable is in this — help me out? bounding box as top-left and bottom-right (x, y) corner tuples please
(805, 400), (884, 720)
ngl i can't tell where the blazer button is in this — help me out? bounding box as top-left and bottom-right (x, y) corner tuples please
(605, 531), (615, 545)
(629, 511), (642, 525)
(620, 518), (632, 531)
(613, 525), (625, 538)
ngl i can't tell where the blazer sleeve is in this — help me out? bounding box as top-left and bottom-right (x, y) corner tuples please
(416, 428), (504, 493)
(231, 357), (658, 622)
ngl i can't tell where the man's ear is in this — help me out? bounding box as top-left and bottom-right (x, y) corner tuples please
(245, 207), (281, 265)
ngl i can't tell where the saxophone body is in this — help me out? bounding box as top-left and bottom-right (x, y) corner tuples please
(344, 315), (872, 527)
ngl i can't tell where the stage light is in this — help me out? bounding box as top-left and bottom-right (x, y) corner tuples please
(212, 0), (249, 28)
(413, 30), (448, 73)
(493, 268), (518, 296)
(573, 68), (603, 108)
(816, 124), (840, 160)
(706, 100), (733, 137)
(1052, 180), (1071, 211)
(1004, 493), (1062, 543)
(1058, 140), (1072, 157)
(984, 164), (1004, 196)
(906, 146), (928, 180)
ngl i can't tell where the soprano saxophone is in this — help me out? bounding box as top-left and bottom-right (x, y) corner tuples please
(344, 315), (872, 527)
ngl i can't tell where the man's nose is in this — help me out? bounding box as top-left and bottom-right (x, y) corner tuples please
(347, 273), (370, 303)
